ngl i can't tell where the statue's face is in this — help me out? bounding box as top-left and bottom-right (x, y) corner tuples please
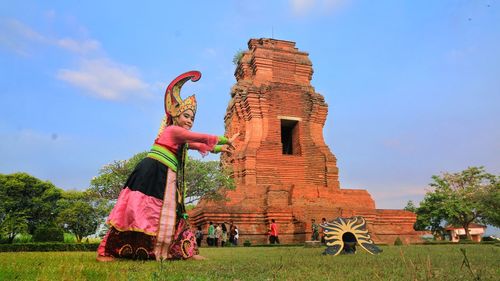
(175, 109), (194, 130)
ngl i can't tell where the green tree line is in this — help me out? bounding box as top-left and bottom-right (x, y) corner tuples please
(405, 166), (499, 240)
(0, 152), (234, 243)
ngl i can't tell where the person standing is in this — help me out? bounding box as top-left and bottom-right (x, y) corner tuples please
(233, 226), (239, 246)
(321, 217), (327, 244)
(228, 221), (235, 245)
(215, 223), (222, 247)
(311, 219), (319, 241)
(221, 223), (228, 247)
(195, 226), (203, 247)
(207, 222), (215, 247)
(269, 219), (280, 244)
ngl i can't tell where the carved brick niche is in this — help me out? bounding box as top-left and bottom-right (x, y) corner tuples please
(190, 38), (422, 245)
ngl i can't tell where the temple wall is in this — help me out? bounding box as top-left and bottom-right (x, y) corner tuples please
(190, 38), (422, 245)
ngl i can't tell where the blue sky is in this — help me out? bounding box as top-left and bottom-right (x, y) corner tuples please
(1, 1), (499, 226)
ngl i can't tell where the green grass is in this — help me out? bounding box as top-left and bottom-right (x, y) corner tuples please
(0, 245), (499, 280)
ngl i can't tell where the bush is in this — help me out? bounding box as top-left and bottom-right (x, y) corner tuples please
(458, 239), (477, 244)
(419, 240), (497, 245)
(64, 233), (77, 243)
(243, 240), (252, 247)
(422, 240), (454, 245)
(248, 243), (305, 247)
(13, 234), (32, 243)
(232, 49), (245, 65)
(0, 242), (99, 252)
(33, 226), (64, 242)
(394, 237), (403, 246)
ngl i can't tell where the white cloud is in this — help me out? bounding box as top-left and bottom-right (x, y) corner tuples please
(1, 18), (152, 101)
(56, 38), (101, 54)
(0, 19), (46, 56)
(6, 19), (46, 42)
(57, 59), (151, 100)
(0, 18), (100, 56)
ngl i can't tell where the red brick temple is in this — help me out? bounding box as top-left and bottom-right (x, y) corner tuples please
(190, 38), (422, 244)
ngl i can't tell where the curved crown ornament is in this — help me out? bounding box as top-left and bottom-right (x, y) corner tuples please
(164, 70), (201, 125)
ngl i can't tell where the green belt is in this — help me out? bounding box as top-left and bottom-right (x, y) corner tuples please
(147, 144), (178, 172)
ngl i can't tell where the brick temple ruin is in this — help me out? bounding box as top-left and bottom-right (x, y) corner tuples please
(190, 38), (422, 244)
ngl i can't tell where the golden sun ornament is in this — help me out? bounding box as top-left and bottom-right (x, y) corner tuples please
(321, 216), (382, 256)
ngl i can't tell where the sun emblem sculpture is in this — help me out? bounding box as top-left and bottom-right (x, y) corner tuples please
(321, 216), (382, 256)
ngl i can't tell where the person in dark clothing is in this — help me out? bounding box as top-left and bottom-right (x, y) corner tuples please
(195, 226), (203, 247)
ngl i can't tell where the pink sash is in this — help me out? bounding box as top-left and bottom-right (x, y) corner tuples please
(153, 168), (197, 260)
(154, 168), (178, 260)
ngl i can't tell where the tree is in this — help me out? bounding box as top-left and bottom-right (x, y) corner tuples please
(184, 157), (235, 204)
(56, 190), (107, 242)
(89, 151), (148, 200)
(89, 152), (235, 203)
(0, 173), (62, 242)
(404, 200), (429, 232)
(0, 212), (28, 243)
(417, 167), (498, 240)
(476, 179), (500, 227)
(414, 192), (448, 238)
(403, 200), (416, 212)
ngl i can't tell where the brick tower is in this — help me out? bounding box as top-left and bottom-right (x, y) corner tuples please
(190, 38), (422, 244)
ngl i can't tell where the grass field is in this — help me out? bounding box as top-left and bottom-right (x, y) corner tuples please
(0, 244), (499, 281)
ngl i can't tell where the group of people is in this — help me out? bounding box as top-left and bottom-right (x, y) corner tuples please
(311, 217), (327, 244)
(199, 221), (239, 247)
(267, 217), (328, 245)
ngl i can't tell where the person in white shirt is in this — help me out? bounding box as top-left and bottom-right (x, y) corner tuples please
(233, 226), (239, 246)
(215, 223), (222, 247)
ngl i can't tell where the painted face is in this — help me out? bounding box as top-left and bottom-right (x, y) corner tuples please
(175, 109), (194, 130)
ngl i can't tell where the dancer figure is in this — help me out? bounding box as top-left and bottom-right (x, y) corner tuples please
(97, 71), (238, 261)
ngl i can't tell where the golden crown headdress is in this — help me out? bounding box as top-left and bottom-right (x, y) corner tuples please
(164, 70), (201, 125)
(155, 71), (201, 141)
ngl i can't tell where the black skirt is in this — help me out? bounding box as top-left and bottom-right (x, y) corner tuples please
(125, 157), (168, 200)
